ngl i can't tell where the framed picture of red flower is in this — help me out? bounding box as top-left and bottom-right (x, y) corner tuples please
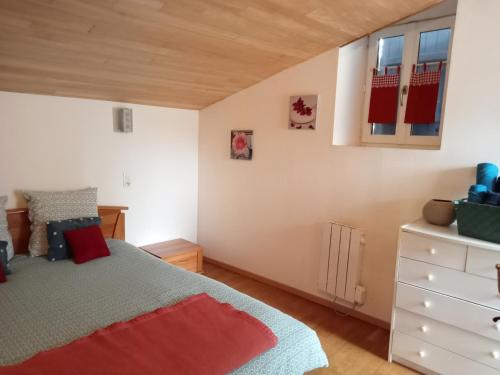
(289, 95), (318, 130)
(230, 130), (253, 160)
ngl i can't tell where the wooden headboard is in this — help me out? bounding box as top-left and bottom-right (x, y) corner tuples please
(6, 206), (128, 255)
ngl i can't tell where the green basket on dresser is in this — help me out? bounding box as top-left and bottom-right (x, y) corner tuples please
(454, 199), (500, 244)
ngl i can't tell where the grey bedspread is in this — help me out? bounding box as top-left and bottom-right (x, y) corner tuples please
(0, 240), (328, 374)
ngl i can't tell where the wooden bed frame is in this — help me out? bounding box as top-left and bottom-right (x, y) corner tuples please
(6, 206), (128, 255)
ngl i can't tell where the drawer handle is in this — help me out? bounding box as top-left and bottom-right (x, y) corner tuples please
(496, 264), (500, 294)
(420, 325), (429, 333)
(492, 351), (500, 360)
(426, 274), (435, 281)
(423, 300), (431, 308)
(429, 248), (436, 255)
(418, 350), (426, 358)
(493, 317), (500, 331)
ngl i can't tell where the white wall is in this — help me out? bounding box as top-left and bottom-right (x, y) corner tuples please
(0, 92), (199, 246)
(198, 0), (500, 322)
(333, 37), (368, 146)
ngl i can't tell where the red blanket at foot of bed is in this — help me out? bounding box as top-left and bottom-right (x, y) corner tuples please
(0, 293), (278, 375)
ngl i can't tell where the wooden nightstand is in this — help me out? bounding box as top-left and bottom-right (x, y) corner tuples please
(141, 239), (203, 273)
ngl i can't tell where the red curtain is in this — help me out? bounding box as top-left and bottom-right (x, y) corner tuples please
(404, 63), (442, 124)
(367, 68), (400, 124)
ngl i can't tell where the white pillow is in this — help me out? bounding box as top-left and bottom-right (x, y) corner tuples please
(24, 188), (98, 257)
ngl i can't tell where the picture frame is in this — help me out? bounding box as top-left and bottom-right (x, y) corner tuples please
(230, 130), (253, 160)
(289, 95), (318, 130)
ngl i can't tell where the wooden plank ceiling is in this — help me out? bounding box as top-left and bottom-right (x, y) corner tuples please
(0, 0), (440, 109)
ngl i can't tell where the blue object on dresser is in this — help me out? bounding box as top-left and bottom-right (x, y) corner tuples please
(468, 184), (488, 203)
(484, 191), (500, 206)
(493, 177), (500, 193)
(476, 163), (499, 191)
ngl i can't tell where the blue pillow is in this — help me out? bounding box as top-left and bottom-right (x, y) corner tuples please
(0, 240), (10, 275)
(46, 217), (101, 261)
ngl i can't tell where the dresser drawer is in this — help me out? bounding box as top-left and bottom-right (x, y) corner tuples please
(400, 231), (467, 270)
(394, 308), (500, 370)
(399, 257), (500, 310)
(165, 252), (198, 272)
(467, 246), (500, 280)
(392, 331), (500, 375)
(396, 282), (500, 342)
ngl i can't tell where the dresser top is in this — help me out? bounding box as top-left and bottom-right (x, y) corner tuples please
(141, 239), (202, 259)
(402, 219), (500, 252)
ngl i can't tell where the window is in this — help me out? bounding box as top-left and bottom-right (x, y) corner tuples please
(361, 16), (454, 148)
(371, 35), (404, 136)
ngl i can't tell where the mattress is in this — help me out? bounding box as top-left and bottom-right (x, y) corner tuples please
(0, 240), (328, 374)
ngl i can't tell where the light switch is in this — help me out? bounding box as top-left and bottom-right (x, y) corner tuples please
(123, 172), (132, 188)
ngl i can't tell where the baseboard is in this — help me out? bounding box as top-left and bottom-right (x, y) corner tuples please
(204, 257), (390, 330)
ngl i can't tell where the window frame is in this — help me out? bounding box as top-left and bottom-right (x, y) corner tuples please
(361, 16), (455, 149)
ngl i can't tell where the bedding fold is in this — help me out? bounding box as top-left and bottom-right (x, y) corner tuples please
(0, 293), (277, 375)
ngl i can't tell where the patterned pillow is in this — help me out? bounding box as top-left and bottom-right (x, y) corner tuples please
(24, 188), (98, 257)
(47, 217), (101, 261)
(0, 240), (10, 275)
(0, 196), (14, 260)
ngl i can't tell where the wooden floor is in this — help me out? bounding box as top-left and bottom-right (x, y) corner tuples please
(203, 262), (417, 375)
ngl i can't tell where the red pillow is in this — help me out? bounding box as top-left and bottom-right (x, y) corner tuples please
(64, 225), (110, 264)
(0, 263), (6, 283)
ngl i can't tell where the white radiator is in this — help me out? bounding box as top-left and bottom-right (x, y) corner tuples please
(318, 222), (364, 304)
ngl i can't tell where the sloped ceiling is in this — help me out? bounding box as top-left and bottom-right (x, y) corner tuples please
(0, 0), (440, 109)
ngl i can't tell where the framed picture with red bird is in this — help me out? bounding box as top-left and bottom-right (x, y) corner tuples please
(289, 95), (318, 130)
(230, 130), (253, 160)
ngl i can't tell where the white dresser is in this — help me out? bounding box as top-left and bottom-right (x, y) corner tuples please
(390, 219), (500, 375)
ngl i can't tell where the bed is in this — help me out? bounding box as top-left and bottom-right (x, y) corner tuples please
(0, 207), (328, 374)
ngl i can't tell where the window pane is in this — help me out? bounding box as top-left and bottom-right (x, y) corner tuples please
(377, 35), (404, 69)
(418, 28), (451, 62)
(411, 28), (451, 136)
(371, 35), (404, 136)
(372, 123), (397, 135)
